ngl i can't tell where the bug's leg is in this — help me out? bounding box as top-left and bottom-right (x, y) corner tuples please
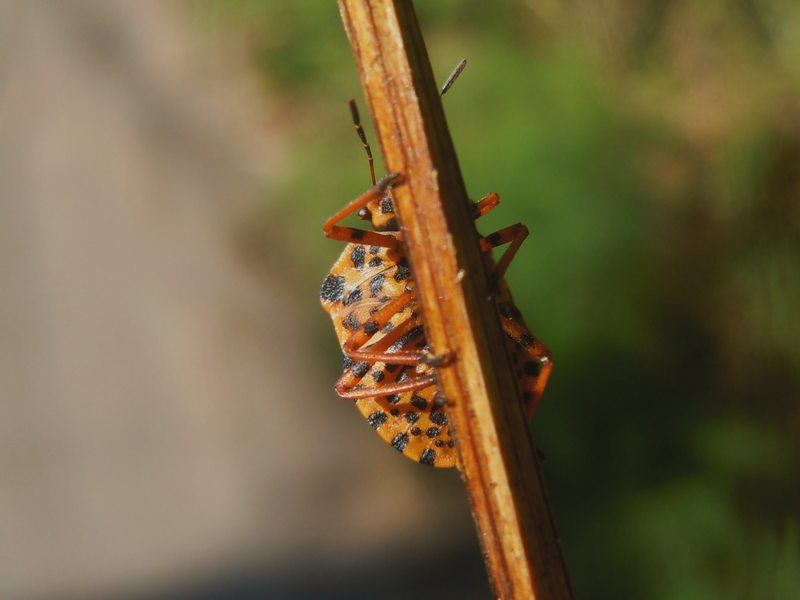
(480, 223), (529, 279)
(480, 222), (552, 415)
(471, 192), (500, 219)
(335, 317), (439, 398)
(343, 291), (449, 366)
(323, 173), (403, 250)
(502, 315), (553, 418)
(335, 371), (438, 400)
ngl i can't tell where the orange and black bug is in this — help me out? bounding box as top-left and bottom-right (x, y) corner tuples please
(320, 62), (552, 467)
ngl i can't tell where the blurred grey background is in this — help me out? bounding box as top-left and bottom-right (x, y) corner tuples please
(0, 2), (482, 598)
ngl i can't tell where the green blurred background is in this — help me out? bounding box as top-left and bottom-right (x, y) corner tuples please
(196, 1), (800, 597)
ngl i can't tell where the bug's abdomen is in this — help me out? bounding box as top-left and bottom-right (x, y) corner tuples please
(320, 243), (457, 467)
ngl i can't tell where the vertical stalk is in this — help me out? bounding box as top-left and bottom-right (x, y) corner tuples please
(338, 1), (573, 598)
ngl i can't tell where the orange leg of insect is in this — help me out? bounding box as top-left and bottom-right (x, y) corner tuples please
(480, 222), (551, 416)
(335, 370), (438, 400)
(323, 173), (403, 250)
(502, 316), (553, 418)
(480, 223), (529, 279)
(472, 192), (500, 219)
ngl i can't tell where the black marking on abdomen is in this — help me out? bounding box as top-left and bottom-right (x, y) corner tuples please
(430, 411), (447, 426)
(369, 274), (385, 297)
(367, 411), (388, 430)
(320, 274), (345, 302)
(351, 245), (366, 270)
(391, 433), (410, 452)
(343, 288), (362, 306)
(351, 361), (370, 378)
(343, 313), (359, 330)
(404, 411), (419, 424)
(410, 395), (427, 411)
(419, 448), (436, 465)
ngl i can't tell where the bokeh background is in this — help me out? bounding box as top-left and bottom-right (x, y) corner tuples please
(2, 1), (798, 598)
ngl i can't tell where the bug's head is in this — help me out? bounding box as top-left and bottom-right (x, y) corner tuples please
(358, 191), (400, 232)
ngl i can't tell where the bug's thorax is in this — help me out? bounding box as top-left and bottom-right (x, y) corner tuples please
(357, 190), (400, 232)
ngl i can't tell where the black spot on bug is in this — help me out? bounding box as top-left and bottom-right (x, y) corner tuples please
(369, 274), (385, 297)
(410, 427), (422, 436)
(390, 326), (424, 352)
(524, 361), (541, 376)
(380, 322), (394, 334)
(410, 395), (428, 410)
(380, 295), (391, 303)
(435, 439), (445, 448)
(386, 394), (400, 404)
(384, 217), (398, 230)
(343, 312), (359, 330)
(404, 412), (419, 424)
(380, 196), (394, 213)
(369, 256), (382, 268)
(367, 411), (388, 430)
(390, 408), (400, 417)
(520, 333), (535, 348)
(485, 231), (502, 246)
(394, 258), (411, 282)
(432, 393), (446, 410)
(371, 370), (385, 382)
(363, 320), (379, 335)
(385, 364), (400, 373)
(396, 371), (410, 383)
(419, 448), (436, 465)
(430, 411), (447, 426)
(351, 362), (369, 378)
(369, 245), (380, 255)
(320, 274), (345, 302)
(350, 245), (366, 270)
(447, 440), (455, 448)
(426, 427), (440, 438)
(349, 228), (365, 241)
(343, 288), (362, 306)
(342, 355), (355, 370)
(391, 433), (410, 452)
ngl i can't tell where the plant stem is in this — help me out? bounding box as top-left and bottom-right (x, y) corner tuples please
(338, 1), (573, 598)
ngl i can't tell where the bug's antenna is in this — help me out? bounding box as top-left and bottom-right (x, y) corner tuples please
(349, 99), (376, 185)
(440, 58), (467, 97)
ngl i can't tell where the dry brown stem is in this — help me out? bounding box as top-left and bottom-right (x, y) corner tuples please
(338, 1), (573, 598)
